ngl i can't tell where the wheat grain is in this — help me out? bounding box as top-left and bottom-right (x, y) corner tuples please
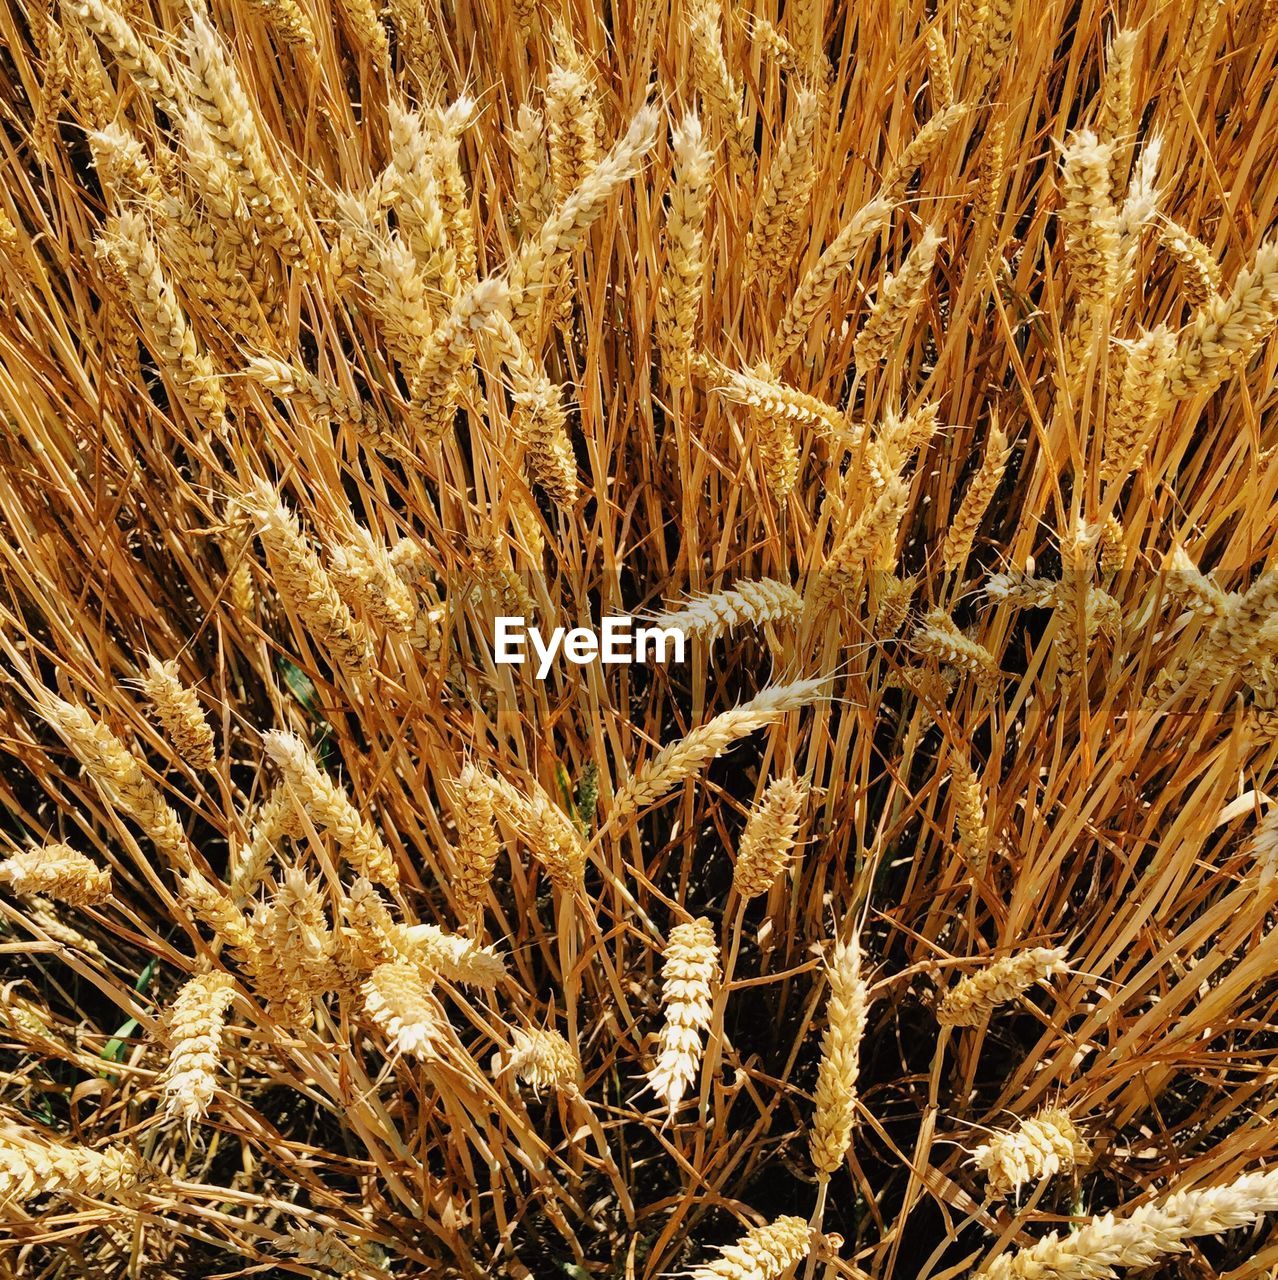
(1058, 130), (1120, 315)
(987, 571), (1060, 609)
(396, 923), (506, 987)
(696, 353), (848, 436)
(975, 114), (1007, 223)
(507, 104), (660, 333)
(1054, 519), (1097, 683)
(1165, 546), (1233, 617)
(511, 104), (554, 240)
(1096, 30), (1137, 189)
(334, 0), (389, 66)
(244, 355), (399, 453)
(230, 784), (301, 902)
(252, 867), (337, 1023)
(971, 0), (1016, 92)
(409, 277), (506, 438)
(546, 61), (601, 204)
(812, 474), (911, 611)
(244, 0), (315, 50)
(873, 573), (917, 638)
(185, 17), (308, 260)
(473, 306), (579, 506)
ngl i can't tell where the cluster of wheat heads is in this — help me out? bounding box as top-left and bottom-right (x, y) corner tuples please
(2, 0), (1278, 1274)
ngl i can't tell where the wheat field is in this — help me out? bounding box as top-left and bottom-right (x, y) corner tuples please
(1, 0), (1278, 1274)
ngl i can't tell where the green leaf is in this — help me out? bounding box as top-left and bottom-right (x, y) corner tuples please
(277, 656), (322, 717)
(101, 1017), (138, 1063)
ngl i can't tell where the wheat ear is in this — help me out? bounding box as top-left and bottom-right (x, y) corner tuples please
(243, 480), (374, 674)
(0, 1128), (150, 1203)
(911, 608), (1001, 690)
(773, 195), (892, 364)
(746, 86), (820, 289)
(507, 104), (660, 333)
(610, 679), (828, 825)
(244, 356), (398, 454)
(650, 578), (803, 644)
(937, 946), (1069, 1025)
(140, 656), (216, 771)
(38, 692), (194, 870)
(687, 0), (753, 180)
(809, 931), (869, 1177)
(976, 1166), (1278, 1280)
(0, 844), (112, 905)
(657, 112), (713, 385)
(972, 1107), (1090, 1198)
(97, 211), (227, 433)
(445, 763), (502, 929)
(854, 226), (944, 367)
(733, 776), (809, 899)
(363, 958), (446, 1060)
(1101, 325), (1175, 483)
(1169, 240), (1278, 399)
(262, 729), (397, 888)
(942, 423), (1012, 570)
(160, 970), (236, 1127)
(506, 1027), (584, 1097)
(951, 752), (990, 873)
(184, 16), (307, 261)
(689, 1215), (812, 1280)
(881, 104), (966, 201)
(329, 528), (418, 634)
(73, 0), (180, 115)
(647, 917), (719, 1116)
